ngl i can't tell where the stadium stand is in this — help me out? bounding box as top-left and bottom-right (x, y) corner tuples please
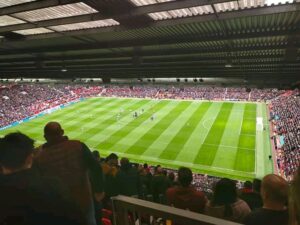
(269, 90), (300, 181)
(0, 0), (299, 223)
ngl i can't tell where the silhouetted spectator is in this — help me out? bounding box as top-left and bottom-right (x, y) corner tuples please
(168, 172), (178, 187)
(117, 158), (140, 197)
(35, 122), (104, 225)
(0, 132), (83, 225)
(151, 166), (171, 203)
(102, 153), (119, 208)
(166, 167), (207, 213)
(240, 179), (263, 210)
(244, 174), (289, 225)
(91, 150), (104, 225)
(205, 178), (250, 223)
(289, 167), (300, 225)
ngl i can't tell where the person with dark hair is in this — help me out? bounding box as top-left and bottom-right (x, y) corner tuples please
(239, 179), (263, 210)
(168, 172), (178, 187)
(244, 174), (289, 225)
(241, 181), (253, 192)
(205, 178), (250, 222)
(92, 151), (102, 163)
(138, 164), (152, 197)
(0, 132), (83, 225)
(101, 153), (119, 208)
(166, 167), (207, 213)
(289, 167), (300, 225)
(35, 122), (104, 225)
(91, 150), (104, 225)
(151, 165), (171, 203)
(252, 178), (261, 193)
(116, 158), (140, 197)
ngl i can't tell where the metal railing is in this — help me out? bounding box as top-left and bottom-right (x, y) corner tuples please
(111, 195), (242, 225)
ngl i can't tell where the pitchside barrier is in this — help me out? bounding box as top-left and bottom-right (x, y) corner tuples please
(111, 195), (241, 225)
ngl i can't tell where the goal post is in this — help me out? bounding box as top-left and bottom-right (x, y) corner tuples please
(256, 117), (263, 131)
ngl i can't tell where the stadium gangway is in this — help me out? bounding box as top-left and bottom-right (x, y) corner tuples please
(111, 195), (242, 225)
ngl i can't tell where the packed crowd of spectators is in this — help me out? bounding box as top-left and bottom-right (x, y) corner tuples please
(269, 90), (300, 181)
(102, 85), (283, 101)
(0, 124), (299, 225)
(0, 84), (103, 128)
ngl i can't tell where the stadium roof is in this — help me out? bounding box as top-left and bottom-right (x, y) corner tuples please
(0, 0), (299, 80)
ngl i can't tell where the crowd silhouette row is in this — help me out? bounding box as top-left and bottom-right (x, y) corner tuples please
(0, 122), (299, 225)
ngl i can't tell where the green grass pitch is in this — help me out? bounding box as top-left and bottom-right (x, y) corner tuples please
(0, 97), (274, 180)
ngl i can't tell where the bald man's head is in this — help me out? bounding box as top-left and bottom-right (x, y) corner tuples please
(44, 122), (64, 143)
(261, 174), (288, 205)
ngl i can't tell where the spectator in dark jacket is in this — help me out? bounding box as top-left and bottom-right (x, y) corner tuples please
(239, 179), (263, 210)
(0, 132), (83, 225)
(289, 167), (300, 225)
(151, 165), (171, 203)
(102, 153), (119, 208)
(117, 158), (140, 197)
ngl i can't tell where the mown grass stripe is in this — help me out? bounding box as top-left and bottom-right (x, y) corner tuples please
(61, 98), (132, 135)
(125, 101), (192, 156)
(174, 102), (218, 163)
(78, 99), (152, 142)
(69, 99), (149, 141)
(23, 98), (119, 134)
(58, 98), (126, 128)
(193, 102), (234, 166)
(211, 103), (245, 170)
(43, 98), (109, 120)
(234, 104), (256, 172)
(112, 101), (180, 154)
(159, 102), (211, 160)
(86, 100), (159, 145)
(95, 100), (169, 150)
(69, 99), (141, 136)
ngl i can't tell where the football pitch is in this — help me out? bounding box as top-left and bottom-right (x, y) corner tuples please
(0, 97), (274, 180)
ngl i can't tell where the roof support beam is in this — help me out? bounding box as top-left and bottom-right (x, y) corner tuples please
(1, 29), (299, 56)
(0, 0), (81, 16)
(153, 3), (300, 27)
(127, 0), (234, 16)
(0, 13), (106, 33)
(0, 52), (287, 64)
